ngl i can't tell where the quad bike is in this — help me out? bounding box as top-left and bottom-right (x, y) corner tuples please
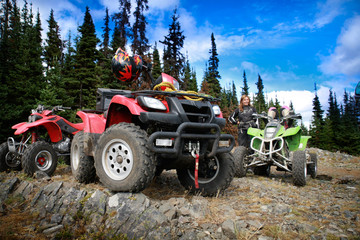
(0, 105), (105, 177)
(70, 48), (235, 196)
(233, 108), (317, 186)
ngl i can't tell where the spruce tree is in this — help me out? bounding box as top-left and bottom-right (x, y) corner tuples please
(242, 70), (249, 96)
(44, 9), (63, 69)
(160, 8), (185, 84)
(206, 33), (221, 98)
(188, 68), (198, 92)
(309, 84), (326, 149)
(151, 42), (162, 80)
(254, 74), (266, 113)
(73, 6), (99, 109)
(231, 81), (238, 106)
(182, 56), (191, 90)
(98, 8), (120, 89)
(112, 0), (131, 51)
(131, 0), (149, 55)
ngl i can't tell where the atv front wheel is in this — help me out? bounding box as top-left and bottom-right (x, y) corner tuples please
(176, 152), (235, 196)
(233, 146), (247, 177)
(307, 152), (317, 179)
(94, 123), (156, 192)
(0, 142), (22, 171)
(71, 131), (96, 183)
(22, 141), (58, 176)
(292, 150), (307, 186)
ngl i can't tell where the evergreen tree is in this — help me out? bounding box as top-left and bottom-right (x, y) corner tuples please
(44, 9), (62, 69)
(182, 55), (191, 90)
(131, 0), (149, 55)
(205, 33), (221, 98)
(73, 6), (99, 109)
(98, 8), (120, 89)
(151, 42), (162, 80)
(253, 74), (266, 113)
(242, 70), (249, 96)
(160, 8), (185, 84)
(231, 81), (238, 106)
(309, 84), (326, 149)
(112, 0), (131, 51)
(188, 68), (198, 92)
(326, 89), (341, 150)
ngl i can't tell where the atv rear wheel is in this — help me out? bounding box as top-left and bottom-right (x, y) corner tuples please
(176, 152), (235, 196)
(0, 142), (22, 171)
(94, 123), (155, 192)
(71, 131), (96, 183)
(233, 146), (247, 177)
(307, 152), (317, 179)
(292, 150), (307, 186)
(22, 141), (58, 176)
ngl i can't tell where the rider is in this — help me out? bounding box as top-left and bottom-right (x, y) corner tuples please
(280, 105), (294, 129)
(229, 95), (257, 147)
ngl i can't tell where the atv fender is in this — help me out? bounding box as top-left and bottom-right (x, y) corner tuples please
(298, 136), (311, 150)
(13, 120), (62, 143)
(106, 95), (149, 127)
(283, 126), (301, 137)
(76, 111), (106, 156)
(247, 127), (263, 137)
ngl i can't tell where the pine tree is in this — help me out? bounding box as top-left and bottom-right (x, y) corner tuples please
(205, 33), (221, 98)
(73, 6), (99, 109)
(253, 74), (266, 113)
(98, 8), (120, 89)
(151, 42), (162, 80)
(160, 8), (185, 84)
(131, 0), (149, 55)
(112, 0), (131, 51)
(182, 55), (191, 90)
(44, 9), (63, 69)
(242, 70), (249, 96)
(231, 81), (238, 106)
(188, 68), (198, 92)
(309, 84), (326, 149)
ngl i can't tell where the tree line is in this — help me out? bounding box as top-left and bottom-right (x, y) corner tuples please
(0, 0), (359, 155)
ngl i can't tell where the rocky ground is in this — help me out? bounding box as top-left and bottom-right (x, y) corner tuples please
(0, 148), (359, 240)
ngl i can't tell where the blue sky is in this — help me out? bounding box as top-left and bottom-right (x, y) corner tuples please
(28, 0), (360, 127)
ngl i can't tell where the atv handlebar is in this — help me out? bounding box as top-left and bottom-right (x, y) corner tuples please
(251, 113), (302, 122)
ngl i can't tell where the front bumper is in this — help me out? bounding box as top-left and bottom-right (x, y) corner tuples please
(148, 122), (234, 158)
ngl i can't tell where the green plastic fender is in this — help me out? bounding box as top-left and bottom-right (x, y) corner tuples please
(247, 127), (263, 137)
(283, 126), (301, 137)
(299, 136), (311, 150)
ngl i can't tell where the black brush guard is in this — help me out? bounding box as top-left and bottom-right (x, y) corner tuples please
(148, 122), (235, 158)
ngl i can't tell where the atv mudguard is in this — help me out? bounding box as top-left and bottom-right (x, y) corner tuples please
(12, 119), (63, 142)
(247, 127), (263, 137)
(76, 111), (106, 134)
(105, 95), (167, 128)
(282, 126), (301, 137)
(298, 136), (311, 150)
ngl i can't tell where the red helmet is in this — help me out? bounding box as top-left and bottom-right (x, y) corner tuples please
(112, 48), (143, 82)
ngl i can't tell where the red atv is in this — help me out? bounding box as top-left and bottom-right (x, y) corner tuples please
(70, 49), (235, 196)
(0, 105), (105, 177)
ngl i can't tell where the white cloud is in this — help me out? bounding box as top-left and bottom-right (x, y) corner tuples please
(313, 0), (345, 28)
(319, 15), (360, 76)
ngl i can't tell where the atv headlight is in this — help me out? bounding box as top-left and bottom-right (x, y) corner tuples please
(212, 105), (221, 116)
(137, 96), (167, 111)
(265, 127), (276, 139)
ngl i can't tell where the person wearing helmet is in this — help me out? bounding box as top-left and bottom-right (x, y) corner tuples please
(267, 107), (279, 120)
(229, 95), (257, 147)
(280, 105), (294, 129)
(112, 48), (143, 82)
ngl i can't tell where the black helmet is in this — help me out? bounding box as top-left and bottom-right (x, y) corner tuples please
(112, 48), (143, 82)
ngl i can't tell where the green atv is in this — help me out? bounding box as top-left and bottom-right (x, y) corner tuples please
(233, 109), (317, 186)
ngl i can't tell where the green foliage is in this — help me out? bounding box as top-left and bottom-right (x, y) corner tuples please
(151, 42), (162, 80)
(160, 8), (185, 85)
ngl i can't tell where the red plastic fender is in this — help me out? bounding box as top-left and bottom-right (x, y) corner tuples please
(106, 95), (148, 127)
(13, 118), (62, 143)
(76, 111), (106, 134)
